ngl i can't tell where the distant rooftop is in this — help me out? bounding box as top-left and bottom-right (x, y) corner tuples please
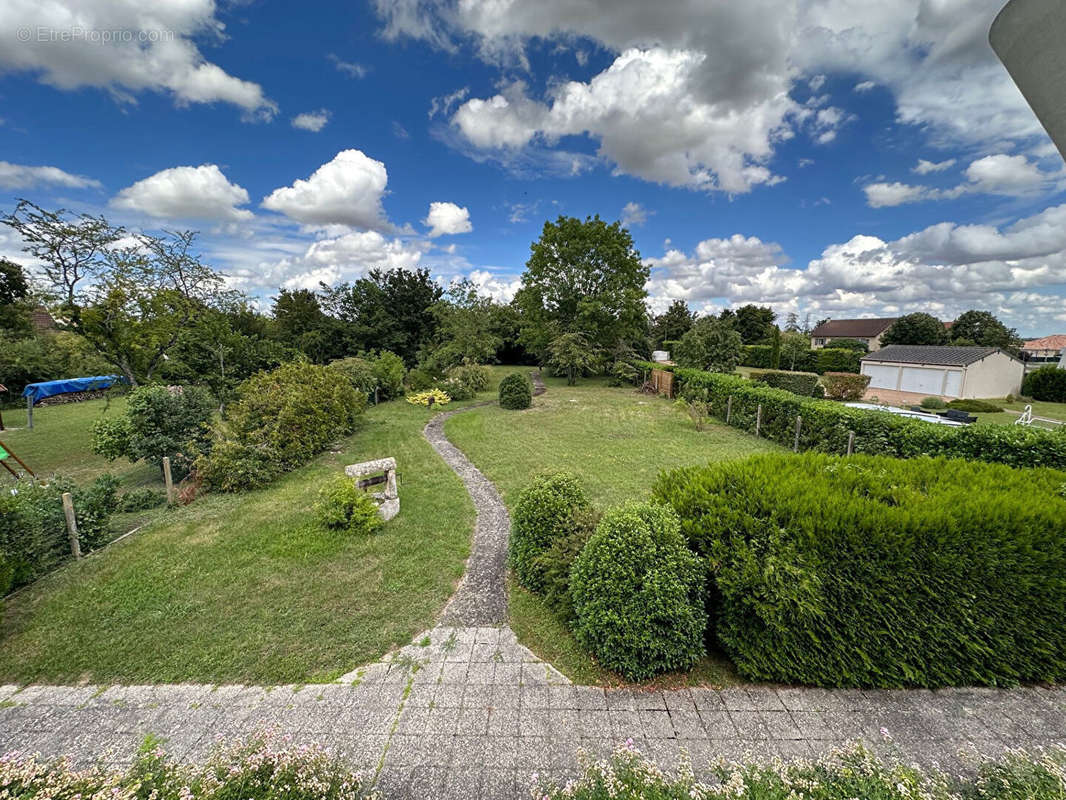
(862, 345), (1007, 367)
(1023, 335), (1066, 351)
(810, 318), (897, 338)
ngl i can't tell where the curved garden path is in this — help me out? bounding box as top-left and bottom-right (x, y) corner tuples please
(2, 371), (1065, 799)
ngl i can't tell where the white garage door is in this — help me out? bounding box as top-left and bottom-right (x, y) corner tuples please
(943, 370), (963, 397)
(900, 366), (946, 395)
(862, 364), (900, 390)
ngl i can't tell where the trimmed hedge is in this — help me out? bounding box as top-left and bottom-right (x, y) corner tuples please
(499, 372), (533, 410)
(947, 398), (1004, 413)
(742, 346), (861, 374)
(749, 369), (821, 397)
(510, 472), (590, 592)
(633, 361), (1066, 470)
(1023, 365), (1066, 403)
(654, 453), (1066, 687)
(570, 502), (706, 681)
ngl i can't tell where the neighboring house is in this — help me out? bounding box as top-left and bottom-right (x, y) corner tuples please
(861, 346), (1024, 399)
(1021, 335), (1066, 371)
(810, 318), (897, 351)
(30, 307), (57, 333)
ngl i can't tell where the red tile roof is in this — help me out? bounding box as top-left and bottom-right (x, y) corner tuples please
(1023, 335), (1066, 351)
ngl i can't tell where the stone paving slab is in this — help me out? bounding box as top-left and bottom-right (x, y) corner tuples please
(3, 376), (1064, 799)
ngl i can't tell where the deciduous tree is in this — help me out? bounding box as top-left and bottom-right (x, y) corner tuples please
(881, 313), (949, 346)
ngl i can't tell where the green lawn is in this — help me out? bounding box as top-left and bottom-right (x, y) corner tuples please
(972, 397), (1066, 428)
(444, 379), (780, 687)
(0, 376), (517, 685)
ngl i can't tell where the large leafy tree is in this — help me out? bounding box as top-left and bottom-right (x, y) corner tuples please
(950, 310), (1022, 353)
(421, 279), (503, 371)
(320, 267), (442, 365)
(515, 215), (649, 359)
(547, 332), (601, 385)
(271, 288), (344, 363)
(651, 299), (695, 346)
(0, 257), (31, 334)
(732, 304), (777, 344)
(881, 313), (949, 346)
(675, 317), (742, 373)
(2, 202), (232, 385)
(780, 331), (810, 370)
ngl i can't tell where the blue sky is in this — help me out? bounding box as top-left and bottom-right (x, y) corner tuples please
(1, 0), (1064, 335)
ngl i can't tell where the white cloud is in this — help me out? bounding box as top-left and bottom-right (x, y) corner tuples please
(468, 268), (522, 302)
(913, 158), (956, 175)
(291, 109), (331, 132)
(620, 201), (649, 227)
(0, 161), (101, 190)
(863, 182), (931, 208)
(864, 154), (1059, 207)
(428, 87), (470, 119)
(423, 201), (473, 236)
(853, 80), (877, 93)
(261, 150), (391, 230)
(0, 0), (275, 118)
(645, 203), (1066, 332)
(111, 164), (252, 221)
(328, 54), (369, 78)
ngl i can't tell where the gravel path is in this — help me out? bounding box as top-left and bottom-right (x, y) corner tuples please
(2, 377), (1064, 799)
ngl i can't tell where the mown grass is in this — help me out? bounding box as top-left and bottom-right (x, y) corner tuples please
(445, 379), (779, 686)
(972, 397), (1066, 428)
(0, 375), (511, 685)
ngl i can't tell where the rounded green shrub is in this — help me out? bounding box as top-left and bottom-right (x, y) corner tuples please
(920, 396), (947, 409)
(329, 357), (378, 397)
(117, 488), (167, 512)
(510, 472), (590, 592)
(530, 508), (599, 622)
(405, 367), (437, 392)
(1023, 365), (1066, 403)
(448, 363), (491, 392)
(437, 376), (475, 401)
(499, 372), (532, 410)
(570, 502), (706, 681)
(314, 476), (384, 534)
(655, 452), (1066, 687)
(947, 398), (1004, 413)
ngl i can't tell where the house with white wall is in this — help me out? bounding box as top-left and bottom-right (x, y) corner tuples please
(860, 346), (1025, 399)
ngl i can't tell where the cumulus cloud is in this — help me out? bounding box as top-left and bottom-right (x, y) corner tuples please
(423, 201), (473, 236)
(864, 154), (1058, 207)
(645, 203), (1066, 331)
(111, 164), (252, 221)
(468, 268), (522, 302)
(913, 158), (956, 175)
(0, 0), (275, 118)
(261, 150), (391, 230)
(328, 54), (369, 78)
(620, 202), (650, 227)
(373, 0), (1047, 192)
(0, 161), (101, 190)
(291, 110), (331, 132)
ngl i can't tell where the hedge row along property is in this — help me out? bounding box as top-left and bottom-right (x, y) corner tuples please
(634, 361), (1066, 470)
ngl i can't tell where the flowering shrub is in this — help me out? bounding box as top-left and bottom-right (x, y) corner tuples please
(535, 741), (1066, 800)
(405, 388), (451, 406)
(0, 733), (379, 800)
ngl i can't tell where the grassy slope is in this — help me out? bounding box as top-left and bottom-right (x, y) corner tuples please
(972, 397), (1066, 427)
(444, 379), (780, 687)
(0, 376), (517, 685)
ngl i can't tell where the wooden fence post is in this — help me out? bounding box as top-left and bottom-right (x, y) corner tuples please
(26, 397), (33, 430)
(793, 415), (802, 452)
(62, 492), (81, 559)
(162, 456), (175, 504)
(847, 430), (855, 456)
(726, 395), (733, 425)
(755, 404), (762, 438)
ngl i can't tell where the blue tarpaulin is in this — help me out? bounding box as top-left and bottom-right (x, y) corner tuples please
(22, 375), (125, 405)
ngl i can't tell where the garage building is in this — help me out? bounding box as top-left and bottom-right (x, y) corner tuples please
(860, 346), (1024, 399)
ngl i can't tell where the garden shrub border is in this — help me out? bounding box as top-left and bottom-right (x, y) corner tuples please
(632, 360), (1066, 469)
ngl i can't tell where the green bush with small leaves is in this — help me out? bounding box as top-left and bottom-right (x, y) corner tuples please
(920, 396), (948, 409)
(404, 367), (437, 392)
(570, 501), (706, 681)
(197, 362), (366, 492)
(313, 476), (383, 535)
(749, 369), (821, 397)
(370, 350), (406, 400)
(529, 508), (599, 622)
(498, 372), (532, 410)
(821, 371), (870, 401)
(510, 472), (590, 593)
(437, 376), (476, 401)
(117, 488), (168, 512)
(655, 452), (1066, 687)
(947, 398), (1004, 413)
(447, 363), (491, 392)
(1023, 365), (1066, 403)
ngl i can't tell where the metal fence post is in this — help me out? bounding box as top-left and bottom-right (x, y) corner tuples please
(847, 430), (855, 456)
(755, 404), (762, 437)
(162, 456), (175, 504)
(62, 492), (81, 559)
(794, 415), (802, 452)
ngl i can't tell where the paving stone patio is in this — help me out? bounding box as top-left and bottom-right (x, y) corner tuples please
(2, 377), (1064, 799)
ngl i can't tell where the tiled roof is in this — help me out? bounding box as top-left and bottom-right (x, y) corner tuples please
(862, 345), (1003, 366)
(1023, 335), (1066, 351)
(810, 318), (897, 338)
